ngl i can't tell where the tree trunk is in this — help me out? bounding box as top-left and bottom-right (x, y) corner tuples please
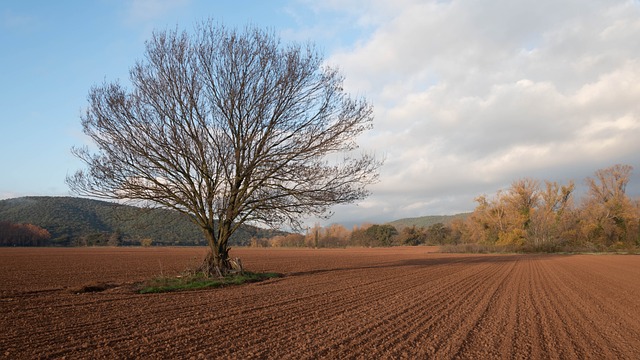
(199, 225), (232, 277)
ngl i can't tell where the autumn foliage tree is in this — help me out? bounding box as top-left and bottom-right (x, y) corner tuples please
(67, 22), (380, 275)
(580, 164), (639, 247)
(463, 178), (577, 249)
(0, 222), (51, 246)
(458, 164), (638, 251)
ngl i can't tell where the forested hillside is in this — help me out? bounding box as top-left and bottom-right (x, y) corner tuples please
(387, 213), (470, 230)
(0, 197), (284, 246)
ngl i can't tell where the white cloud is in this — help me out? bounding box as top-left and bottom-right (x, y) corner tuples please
(308, 0), (640, 224)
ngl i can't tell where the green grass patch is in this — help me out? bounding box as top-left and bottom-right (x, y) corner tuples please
(138, 271), (281, 294)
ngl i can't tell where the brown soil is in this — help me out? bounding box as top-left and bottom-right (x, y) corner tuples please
(1, 247), (639, 359)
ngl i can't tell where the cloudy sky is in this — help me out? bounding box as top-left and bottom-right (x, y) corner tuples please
(1, 0), (639, 226)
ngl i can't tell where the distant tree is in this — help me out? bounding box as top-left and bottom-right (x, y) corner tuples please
(424, 223), (451, 245)
(75, 235), (89, 247)
(280, 233), (306, 247)
(107, 231), (121, 247)
(529, 180), (575, 248)
(497, 178), (540, 246)
(465, 193), (506, 244)
(349, 225), (368, 247)
(447, 218), (466, 245)
(320, 224), (350, 247)
(305, 224), (323, 248)
(249, 237), (270, 247)
(364, 224), (398, 247)
(506, 179), (539, 229)
(581, 164), (638, 246)
(463, 179), (542, 246)
(398, 225), (426, 246)
(67, 22), (380, 275)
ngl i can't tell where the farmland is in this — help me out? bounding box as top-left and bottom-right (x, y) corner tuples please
(1, 247), (640, 359)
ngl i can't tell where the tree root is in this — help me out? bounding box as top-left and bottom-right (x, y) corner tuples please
(195, 252), (244, 278)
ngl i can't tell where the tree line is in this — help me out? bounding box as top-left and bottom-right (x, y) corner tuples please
(253, 164), (640, 252)
(250, 222), (455, 248)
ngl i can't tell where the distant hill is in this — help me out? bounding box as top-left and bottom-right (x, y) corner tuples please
(387, 213), (470, 230)
(0, 196), (285, 246)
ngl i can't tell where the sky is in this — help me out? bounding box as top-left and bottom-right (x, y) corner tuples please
(1, 0), (640, 227)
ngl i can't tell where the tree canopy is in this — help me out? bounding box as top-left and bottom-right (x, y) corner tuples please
(67, 22), (380, 274)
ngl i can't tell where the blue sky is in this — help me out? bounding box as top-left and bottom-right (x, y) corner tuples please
(2, 0), (640, 226)
(0, 1), (309, 197)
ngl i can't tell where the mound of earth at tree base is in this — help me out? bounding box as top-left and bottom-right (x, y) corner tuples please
(1, 247), (640, 359)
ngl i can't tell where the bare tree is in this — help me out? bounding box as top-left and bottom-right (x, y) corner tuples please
(67, 22), (381, 275)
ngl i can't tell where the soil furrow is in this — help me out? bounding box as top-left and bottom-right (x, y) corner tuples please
(2, 248), (640, 359)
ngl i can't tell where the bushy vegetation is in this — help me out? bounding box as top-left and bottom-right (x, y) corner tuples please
(138, 272), (281, 294)
(0, 197), (285, 247)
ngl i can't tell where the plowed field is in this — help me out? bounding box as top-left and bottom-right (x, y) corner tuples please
(1, 247), (639, 359)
